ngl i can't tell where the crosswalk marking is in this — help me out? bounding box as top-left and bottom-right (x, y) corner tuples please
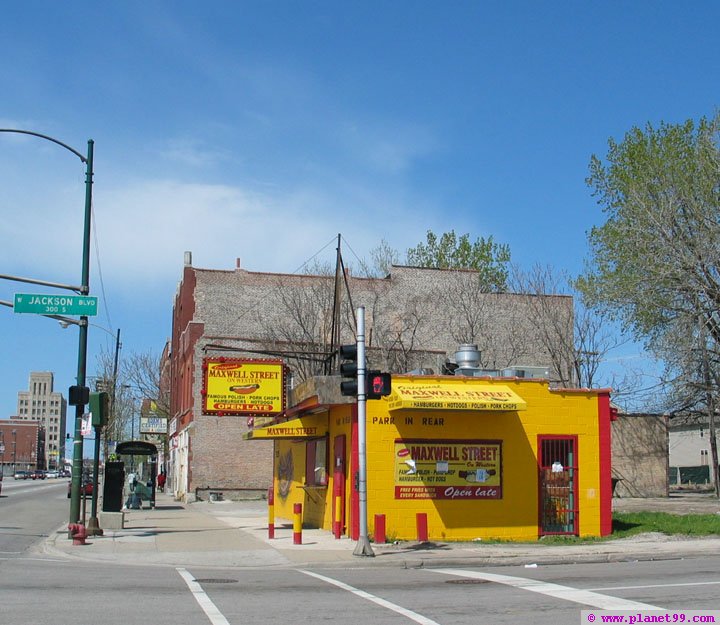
(299, 569), (442, 625)
(430, 568), (663, 610)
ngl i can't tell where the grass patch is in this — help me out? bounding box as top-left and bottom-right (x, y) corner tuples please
(611, 512), (720, 537)
(537, 512), (720, 545)
(460, 512), (720, 546)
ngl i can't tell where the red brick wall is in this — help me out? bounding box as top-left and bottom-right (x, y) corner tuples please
(0, 421), (42, 471)
(191, 414), (273, 491)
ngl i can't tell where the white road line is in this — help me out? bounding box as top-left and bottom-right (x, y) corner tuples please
(176, 568), (231, 625)
(589, 580), (720, 591)
(299, 569), (441, 625)
(430, 568), (663, 610)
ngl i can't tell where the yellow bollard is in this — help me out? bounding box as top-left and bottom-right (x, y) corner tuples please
(333, 495), (342, 539)
(293, 503), (302, 544)
(267, 486), (275, 539)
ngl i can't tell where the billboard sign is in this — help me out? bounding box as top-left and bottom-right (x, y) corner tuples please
(387, 382), (526, 412)
(202, 358), (286, 416)
(394, 438), (502, 500)
(140, 416), (167, 434)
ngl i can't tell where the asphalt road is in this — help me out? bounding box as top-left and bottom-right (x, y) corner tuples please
(3, 484), (720, 624)
(3, 555), (720, 625)
(0, 477), (68, 556)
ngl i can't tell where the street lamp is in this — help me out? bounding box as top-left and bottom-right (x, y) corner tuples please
(0, 128), (94, 532)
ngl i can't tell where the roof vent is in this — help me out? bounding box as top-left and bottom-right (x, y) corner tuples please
(455, 344), (481, 370)
(501, 366), (550, 379)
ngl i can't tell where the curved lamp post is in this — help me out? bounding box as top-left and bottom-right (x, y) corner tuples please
(0, 129), (94, 532)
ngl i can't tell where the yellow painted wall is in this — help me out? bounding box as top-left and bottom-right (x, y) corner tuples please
(274, 377), (607, 542)
(273, 404), (354, 530)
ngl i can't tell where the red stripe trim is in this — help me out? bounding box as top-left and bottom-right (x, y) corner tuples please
(598, 393), (613, 536)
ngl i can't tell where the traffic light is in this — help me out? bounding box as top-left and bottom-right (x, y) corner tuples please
(68, 385), (90, 406)
(366, 370), (392, 400)
(339, 343), (358, 396)
(89, 391), (109, 428)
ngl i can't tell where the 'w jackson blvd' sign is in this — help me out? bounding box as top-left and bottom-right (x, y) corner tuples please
(14, 293), (98, 316)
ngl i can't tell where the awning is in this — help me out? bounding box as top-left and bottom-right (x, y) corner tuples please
(387, 381), (526, 412)
(243, 412), (328, 440)
(115, 440), (158, 455)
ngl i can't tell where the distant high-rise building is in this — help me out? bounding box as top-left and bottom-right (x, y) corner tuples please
(16, 372), (67, 470)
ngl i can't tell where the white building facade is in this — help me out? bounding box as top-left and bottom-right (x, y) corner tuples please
(15, 372), (67, 470)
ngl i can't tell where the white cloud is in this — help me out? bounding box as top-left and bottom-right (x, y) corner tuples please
(90, 176), (429, 295)
(156, 138), (230, 168)
(337, 120), (438, 174)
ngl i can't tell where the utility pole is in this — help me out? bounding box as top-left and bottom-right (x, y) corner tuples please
(352, 306), (374, 557)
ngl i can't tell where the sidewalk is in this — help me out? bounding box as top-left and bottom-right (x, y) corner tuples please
(40, 492), (720, 569)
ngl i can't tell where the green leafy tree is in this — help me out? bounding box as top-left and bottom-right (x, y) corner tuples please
(578, 114), (720, 345)
(578, 113), (720, 493)
(405, 230), (511, 291)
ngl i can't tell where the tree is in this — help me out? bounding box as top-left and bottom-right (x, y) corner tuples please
(358, 238), (400, 278)
(253, 271), (339, 381)
(406, 230), (511, 291)
(578, 114), (720, 346)
(511, 264), (632, 392)
(578, 113), (720, 491)
(439, 270), (530, 370)
(121, 350), (169, 419)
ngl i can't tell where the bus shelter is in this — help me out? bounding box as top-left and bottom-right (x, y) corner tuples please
(114, 441), (158, 509)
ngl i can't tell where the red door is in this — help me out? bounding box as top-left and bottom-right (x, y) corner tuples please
(332, 435), (346, 538)
(538, 435), (579, 536)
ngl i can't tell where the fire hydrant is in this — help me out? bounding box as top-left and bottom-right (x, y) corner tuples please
(68, 523), (88, 546)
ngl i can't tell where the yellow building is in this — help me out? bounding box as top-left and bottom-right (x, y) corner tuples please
(246, 374), (614, 542)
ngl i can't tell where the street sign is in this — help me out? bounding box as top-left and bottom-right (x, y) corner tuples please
(13, 293), (98, 316)
(140, 416), (167, 434)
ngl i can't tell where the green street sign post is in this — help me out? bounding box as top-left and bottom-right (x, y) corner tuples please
(13, 293), (98, 316)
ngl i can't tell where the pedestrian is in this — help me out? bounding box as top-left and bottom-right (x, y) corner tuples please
(157, 471), (166, 493)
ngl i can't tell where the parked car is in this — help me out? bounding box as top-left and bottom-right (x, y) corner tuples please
(14, 470), (30, 480)
(31, 469), (46, 480)
(67, 479), (93, 498)
(46, 470), (59, 479)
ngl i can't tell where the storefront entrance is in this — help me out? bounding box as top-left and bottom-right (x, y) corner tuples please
(538, 435), (578, 535)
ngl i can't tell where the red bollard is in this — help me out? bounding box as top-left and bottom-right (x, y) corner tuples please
(293, 502), (302, 545)
(267, 486), (275, 539)
(374, 514), (386, 544)
(416, 512), (428, 542)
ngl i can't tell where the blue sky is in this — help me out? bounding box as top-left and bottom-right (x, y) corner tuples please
(1, 2), (718, 431)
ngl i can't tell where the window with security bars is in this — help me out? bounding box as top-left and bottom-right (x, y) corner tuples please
(538, 436), (578, 535)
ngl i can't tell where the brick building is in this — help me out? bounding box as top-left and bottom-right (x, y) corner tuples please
(611, 413), (669, 497)
(166, 254), (574, 502)
(0, 419), (45, 475)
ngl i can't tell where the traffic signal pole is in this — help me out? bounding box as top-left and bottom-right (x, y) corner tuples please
(353, 306), (374, 557)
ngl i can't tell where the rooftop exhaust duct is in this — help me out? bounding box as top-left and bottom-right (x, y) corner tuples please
(455, 344), (481, 370)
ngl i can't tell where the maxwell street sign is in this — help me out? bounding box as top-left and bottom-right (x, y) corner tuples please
(14, 293), (98, 316)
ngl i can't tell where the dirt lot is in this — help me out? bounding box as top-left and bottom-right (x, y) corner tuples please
(614, 491), (720, 515)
